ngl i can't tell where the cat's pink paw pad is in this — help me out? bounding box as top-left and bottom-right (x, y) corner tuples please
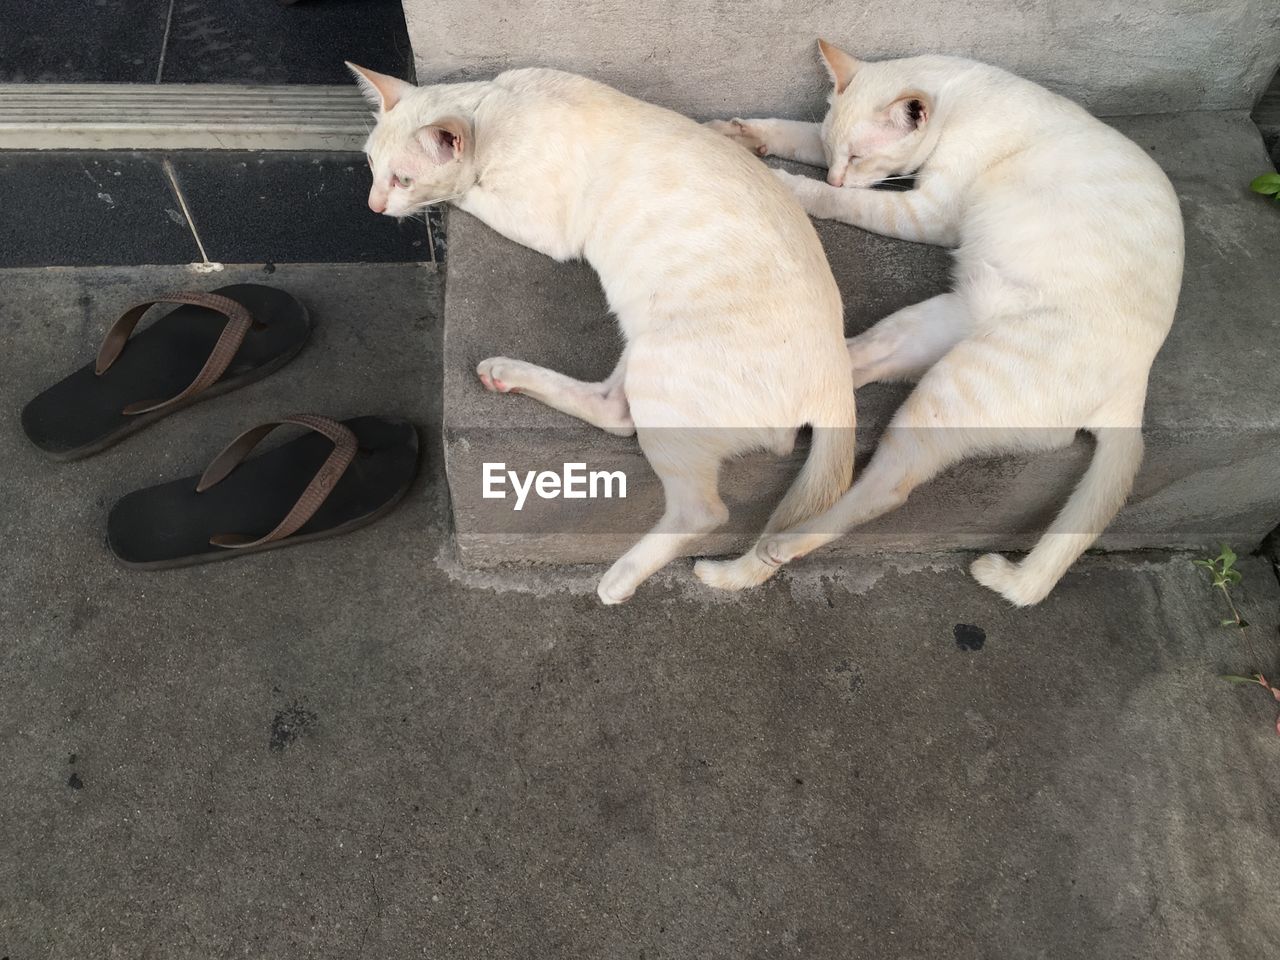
(477, 358), (516, 394)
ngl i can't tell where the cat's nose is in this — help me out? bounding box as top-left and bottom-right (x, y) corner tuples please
(827, 171), (845, 187)
(368, 195), (386, 214)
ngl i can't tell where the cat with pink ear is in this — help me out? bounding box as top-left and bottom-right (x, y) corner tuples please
(705, 41), (1184, 605)
(347, 63), (857, 604)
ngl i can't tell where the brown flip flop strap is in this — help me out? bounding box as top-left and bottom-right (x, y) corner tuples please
(196, 415), (358, 550)
(94, 291), (255, 416)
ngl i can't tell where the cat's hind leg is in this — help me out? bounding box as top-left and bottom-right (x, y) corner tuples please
(970, 416), (1144, 606)
(846, 292), (970, 387)
(477, 354), (634, 437)
(597, 431), (728, 604)
(711, 341), (1030, 584)
(752, 421), (956, 572)
(756, 334), (1083, 578)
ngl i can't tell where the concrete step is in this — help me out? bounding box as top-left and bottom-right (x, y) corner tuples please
(443, 110), (1280, 566)
(1254, 76), (1280, 165)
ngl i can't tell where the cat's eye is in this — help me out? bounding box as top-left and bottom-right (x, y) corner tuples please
(395, 174), (413, 188)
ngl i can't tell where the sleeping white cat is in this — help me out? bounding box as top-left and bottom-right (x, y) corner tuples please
(349, 63), (857, 604)
(704, 42), (1184, 605)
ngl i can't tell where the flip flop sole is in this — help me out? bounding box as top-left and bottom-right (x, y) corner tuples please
(22, 284), (310, 460)
(107, 416), (419, 569)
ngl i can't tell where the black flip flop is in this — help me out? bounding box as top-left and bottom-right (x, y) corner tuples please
(107, 415), (419, 569)
(22, 284), (310, 460)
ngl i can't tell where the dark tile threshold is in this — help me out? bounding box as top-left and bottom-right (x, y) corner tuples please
(0, 1), (170, 84)
(1, 0), (411, 86)
(0, 152), (198, 267)
(0, 151), (442, 268)
(163, 0), (413, 85)
(169, 152), (436, 264)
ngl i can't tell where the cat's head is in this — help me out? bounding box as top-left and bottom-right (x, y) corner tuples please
(347, 63), (476, 217)
(816, 40), (932, 188)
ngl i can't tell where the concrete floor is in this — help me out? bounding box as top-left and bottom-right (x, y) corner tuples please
(2, 263), (1279, 959)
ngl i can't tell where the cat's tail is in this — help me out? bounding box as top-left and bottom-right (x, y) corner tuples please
(695, 408), (857, 591)
(971, 426), (1144, 606)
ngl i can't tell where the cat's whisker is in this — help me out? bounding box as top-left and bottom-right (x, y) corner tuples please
(413, 191), (464, 211)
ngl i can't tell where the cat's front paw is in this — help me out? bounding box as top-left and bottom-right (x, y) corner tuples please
(705, 118), (768, 156)
(476, 357), (520, 394)
(771, 168), (829, 216)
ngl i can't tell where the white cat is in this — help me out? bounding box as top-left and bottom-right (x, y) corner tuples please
(702, 42), (1184, 605)
(348, 64), (857, 604)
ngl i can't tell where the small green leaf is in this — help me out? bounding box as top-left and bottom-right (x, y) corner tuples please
(1221, 618), (1238, 627)
(1219, 544), (1237, 567)
(1220, 674), (1261, 685)
(1226, 570), (1243, 584)
(1237, 618), (1249, 628)
(1250, 173), (1280, 196)
(1193, 559), (1214, 569)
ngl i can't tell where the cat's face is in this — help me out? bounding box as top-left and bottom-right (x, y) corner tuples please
(347, 63), (475, 218)
(816, 41), (931, 189)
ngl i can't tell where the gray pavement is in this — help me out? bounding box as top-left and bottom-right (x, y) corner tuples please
(3, 263), (1280, 959)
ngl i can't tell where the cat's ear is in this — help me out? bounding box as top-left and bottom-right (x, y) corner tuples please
(346, 62), (412, 112)
(817, 39), (860, 94)
(415, 116), (471, 164)
(886, 92), (930, 131)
